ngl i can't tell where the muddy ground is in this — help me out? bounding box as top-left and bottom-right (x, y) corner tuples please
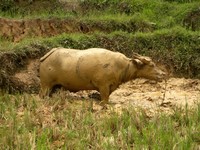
(40, 77), (200, 117)
(12, 59), (200, 117)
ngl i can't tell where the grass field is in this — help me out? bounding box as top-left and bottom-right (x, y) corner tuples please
(0, 0), (200, 149)
(0, 93), (200, 149)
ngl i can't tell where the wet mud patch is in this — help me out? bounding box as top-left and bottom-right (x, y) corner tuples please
(43, 78), (200, 117)
(109, 78), (200, 116)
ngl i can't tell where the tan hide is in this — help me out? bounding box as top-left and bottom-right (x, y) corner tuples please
(39, 48), (166, 104)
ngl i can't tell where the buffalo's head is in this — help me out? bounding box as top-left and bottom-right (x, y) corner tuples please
(132, 53), (166, 81)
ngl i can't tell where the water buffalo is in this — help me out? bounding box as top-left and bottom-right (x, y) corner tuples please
(39, 47), (166, 104)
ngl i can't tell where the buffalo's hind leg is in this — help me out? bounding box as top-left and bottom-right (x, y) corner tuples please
(39, 82), (54, 98)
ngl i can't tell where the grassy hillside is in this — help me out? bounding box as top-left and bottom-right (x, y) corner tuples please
(1, 0), (200, 30)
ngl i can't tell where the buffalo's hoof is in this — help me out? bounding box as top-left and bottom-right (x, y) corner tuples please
(99, 100), (108, 106)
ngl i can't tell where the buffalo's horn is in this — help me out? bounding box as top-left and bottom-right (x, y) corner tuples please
(132, 53), (151, 64)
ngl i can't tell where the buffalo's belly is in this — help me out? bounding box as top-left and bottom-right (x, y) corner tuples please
(59, 80), (96, 91)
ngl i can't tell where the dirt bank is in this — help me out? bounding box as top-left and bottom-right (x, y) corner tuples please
(0, 18), (80, 42)
(0, 17), (155, 42)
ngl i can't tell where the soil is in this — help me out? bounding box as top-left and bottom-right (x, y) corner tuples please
(13, 59), (40, 93)
(48, 78), (200, 117)
(12, 59), (200, 117)
(0, 18), (80, 42)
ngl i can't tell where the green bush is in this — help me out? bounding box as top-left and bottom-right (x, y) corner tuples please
(0, 0), (14, 11)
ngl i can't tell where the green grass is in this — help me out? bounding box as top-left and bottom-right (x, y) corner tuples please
(0, 0), (199, 30)
(0, 93), (199, 149)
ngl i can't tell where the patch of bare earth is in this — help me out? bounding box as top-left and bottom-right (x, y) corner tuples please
(13, 59), (40, 93)
(109, 78), (200, 116)
(54, 78), (199, 117)
(0, 18), (79, 42)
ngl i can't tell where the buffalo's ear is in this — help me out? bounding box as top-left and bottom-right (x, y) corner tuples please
(132, 58), (144, 68)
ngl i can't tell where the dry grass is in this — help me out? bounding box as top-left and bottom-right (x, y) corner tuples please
(0, 93), (199, 149)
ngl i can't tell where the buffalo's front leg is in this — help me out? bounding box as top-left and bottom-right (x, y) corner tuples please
(99, 85), (110, 105)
